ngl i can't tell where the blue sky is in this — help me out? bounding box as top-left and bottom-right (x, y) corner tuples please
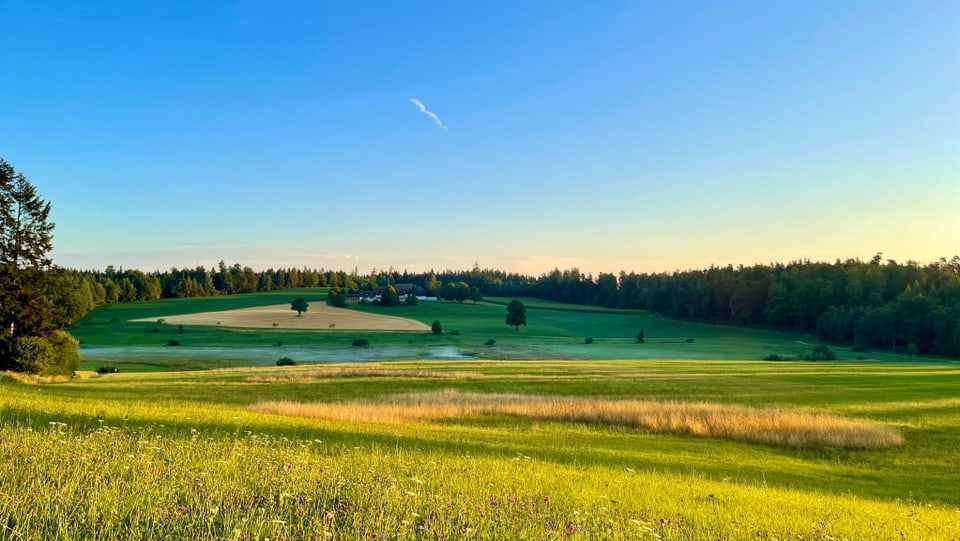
(2, 1), (957, 274)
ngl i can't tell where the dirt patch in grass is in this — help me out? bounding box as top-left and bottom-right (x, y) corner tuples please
(131, 303), (429, 331)
(252, 390), (903, 449)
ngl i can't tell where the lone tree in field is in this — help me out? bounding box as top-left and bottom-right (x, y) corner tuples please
(505, 300), (527, 330)
(0, 158), (80, 375)
(291, 297), (309, 316)
(431, 320), (443, 335)
(636, 329), (645, 343)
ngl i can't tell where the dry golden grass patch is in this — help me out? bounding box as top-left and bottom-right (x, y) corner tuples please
(131, 302), (429, 331)
(245, 369), (483, 383)
(252, 390), (903, 449)
(0, 371), (73, 384)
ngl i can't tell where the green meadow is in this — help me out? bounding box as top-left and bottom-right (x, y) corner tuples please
(69, 289), (933, 372)
(2, 360), (959, 539)
(5, 291), (956, 539)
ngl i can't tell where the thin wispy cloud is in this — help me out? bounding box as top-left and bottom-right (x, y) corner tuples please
(409, 98), (447, 129)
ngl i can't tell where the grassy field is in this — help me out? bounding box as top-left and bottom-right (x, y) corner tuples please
(69, 290), (941, 372)
(2, 360), (958, 539)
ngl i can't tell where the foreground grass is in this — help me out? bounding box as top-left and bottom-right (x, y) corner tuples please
(1, 360), (959, 539)
(1, 425), (954, 541)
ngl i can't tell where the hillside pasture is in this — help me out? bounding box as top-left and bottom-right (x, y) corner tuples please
(70, 290), (950, 371)
(131, 302), (430, 331)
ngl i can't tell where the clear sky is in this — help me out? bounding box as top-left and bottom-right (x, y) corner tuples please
(2, 1), (957, 275)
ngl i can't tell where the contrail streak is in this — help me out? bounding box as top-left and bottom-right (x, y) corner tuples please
(409, 98), (447, 129)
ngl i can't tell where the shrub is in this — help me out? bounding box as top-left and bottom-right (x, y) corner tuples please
(404, 295), (419, 306)
(450, 330), (461, 336)
(96, 364), (119, 374)
(167, 339), (181, 347)
(13, 331), (80, 376)
(13, 336), (54, 375)
(685, 338), (694, 343)
(484, 339), (496, 346)
(276, 357), (296, 366)
(636, 329), (645, 343)
(584, 337), (594, 344)
(352, 338), (369, 347)
(812, 344), (836, 361)
(762, 354), (786, 361)
(431, 320), (443, 335)
(151, 326), (159, 333)
(46, 331), (81, 376)
(801, 345), (836, 361)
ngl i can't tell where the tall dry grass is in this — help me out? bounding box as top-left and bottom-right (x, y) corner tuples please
(0, 370), (72, 384)
(252, 390), (903, 449)
(245, 369), (482, 383)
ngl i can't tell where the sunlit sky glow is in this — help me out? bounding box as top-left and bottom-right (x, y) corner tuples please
(2, 1), (957, 275)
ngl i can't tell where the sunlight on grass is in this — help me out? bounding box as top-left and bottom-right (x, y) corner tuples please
(0, 423), (952, 540)
(252, 389), (903, 449)
(245, 368), (483, 383)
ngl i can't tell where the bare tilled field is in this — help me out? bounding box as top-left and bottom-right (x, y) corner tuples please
(132, 303), (430, 331)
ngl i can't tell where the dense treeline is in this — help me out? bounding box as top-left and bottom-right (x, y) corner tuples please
(54, 255), (960, 357)
(519, 256), (960, 356)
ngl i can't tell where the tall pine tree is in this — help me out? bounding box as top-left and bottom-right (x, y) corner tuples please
(0, 158), (69, 373)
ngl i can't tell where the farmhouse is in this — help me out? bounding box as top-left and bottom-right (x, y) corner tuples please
(358, 283), (436, 302)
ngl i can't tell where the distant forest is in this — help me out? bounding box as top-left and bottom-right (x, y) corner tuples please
(51, 255), (960, 357)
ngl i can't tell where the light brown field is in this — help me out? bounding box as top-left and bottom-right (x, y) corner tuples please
(252, 389), (904, 449)
(131, 303), (430, 331)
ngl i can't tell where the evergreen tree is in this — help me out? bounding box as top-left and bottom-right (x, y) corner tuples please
(0, 159), (55, 338)
(0, 158), (79, 374)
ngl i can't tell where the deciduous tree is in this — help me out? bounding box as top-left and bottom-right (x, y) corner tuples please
(505, 300), (526, 330)
(291, 297), (309, 316)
